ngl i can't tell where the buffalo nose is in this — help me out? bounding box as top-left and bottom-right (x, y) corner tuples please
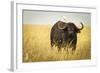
(68, 31), (73, 34)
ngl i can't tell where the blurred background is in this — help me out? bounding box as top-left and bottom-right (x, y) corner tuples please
(23, 10), (91, 25)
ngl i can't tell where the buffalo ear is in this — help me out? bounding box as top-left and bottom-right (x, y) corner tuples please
(77, 30), (80, 33)
(57, 21), (67, 29)
(73, 23), (81, 33)
(75, 22), (84, 33)
(75, 29), (80, 33)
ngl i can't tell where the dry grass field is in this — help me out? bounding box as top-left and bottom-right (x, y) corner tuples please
(23, 24), (91, 62)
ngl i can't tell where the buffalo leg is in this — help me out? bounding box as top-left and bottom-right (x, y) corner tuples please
(50, 40), (55, 48)
(58, 45), (62, 52)
(71, 46), (76, 54)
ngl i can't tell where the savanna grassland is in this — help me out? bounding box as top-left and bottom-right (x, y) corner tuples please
(23, 24), (91, 62)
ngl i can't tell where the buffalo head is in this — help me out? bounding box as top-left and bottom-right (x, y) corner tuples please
(58, 21), (84, 33)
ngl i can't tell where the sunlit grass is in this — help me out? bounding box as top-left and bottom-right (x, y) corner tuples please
(23, 24), (91, 62)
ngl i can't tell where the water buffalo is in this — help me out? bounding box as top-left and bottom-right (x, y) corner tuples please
(50, 21), (84, 52)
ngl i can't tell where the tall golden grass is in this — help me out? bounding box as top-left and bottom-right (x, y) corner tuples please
(23, 24), (91, 62)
